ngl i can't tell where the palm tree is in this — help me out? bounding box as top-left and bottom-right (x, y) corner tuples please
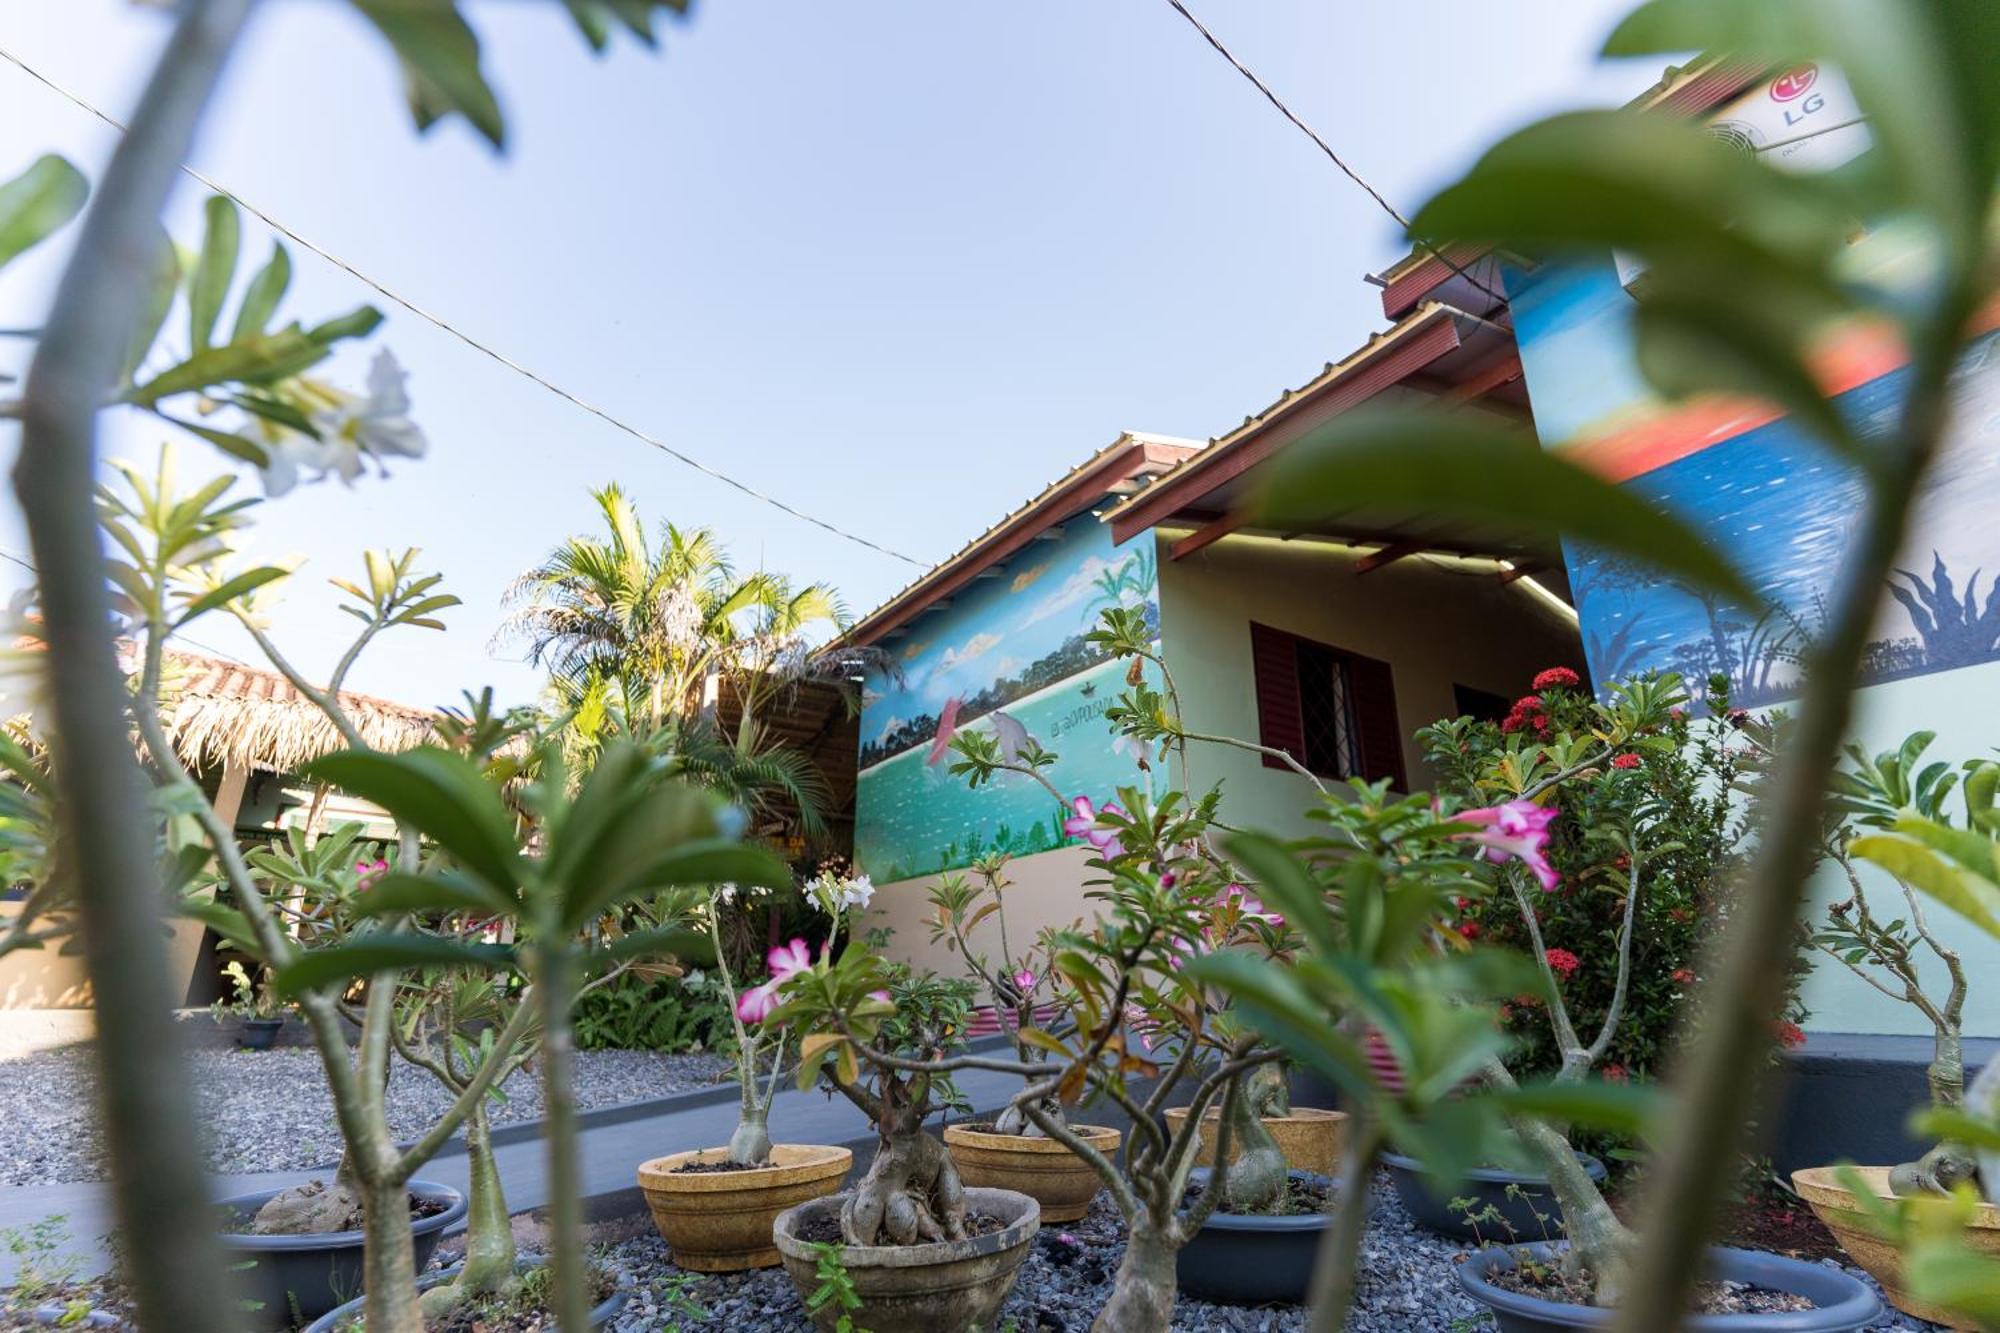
(501, 484), (848, 732)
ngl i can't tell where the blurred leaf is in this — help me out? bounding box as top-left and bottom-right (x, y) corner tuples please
(1849, 830), (2000, 938)
(1490, 1078), (1661, 1137)
(303, 748), (524, 897)
(1256, 410), (1763, 609)
(1910, 1107), (2000, 1153)
(120, 230), (179, 385)
(173, 566), (289, 626)
(0, 153), (86, 271)
(230, 241), (291, 342)
(124, 327), (329, 406)
(177, 899), (260, 956)
(588, 925), (708, 968)
(352, 0), (505, 149)
(274, 934), (514, 996)
(350, 870), (514, 918)
(188, 196), (239, 354)
(154, 414), (268, 467)
(306, 305), (384, 345)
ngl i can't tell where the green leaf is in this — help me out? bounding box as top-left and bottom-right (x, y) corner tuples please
(0, 154), (86, 271)
(176, 899), (261, 956)
(306, 305), (384, 345)
(1909, 1107), (2000, 1153)
(120, 230), (180, 384)
(188, 196), (239, 354)
(273, 934), (515, 996)
(173, 566), (289, 626)
(231, 241), (291, 342)
(153, 415), (269, 467)
(352, 0), (506, 149)
(348, 870), (513, 918)
(1848, 831), (2000, 939)
(586, 925), (709, 968)
(1254, 409), (1763, 609)
(1489, 1078), (1660, 1137)
(124, 328), (328, 406)
(1220, 830), (1339, 958)
(302, 748), (524, 898)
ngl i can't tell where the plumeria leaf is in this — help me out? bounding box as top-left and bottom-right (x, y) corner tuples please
(121, 230), (180, 385)
(188, 195), (239, 354)
(1849, 830), (2000, 939)
(0, 154), (86, 271)
(274, 934), (515, 997)
(123, 328), (329, 407)
(302, 748), (524, 897)
(173, 566), (289, 627)
(231, 241), (291, 342)
(305, 305), (385, 345)
(352, 0), (506, 149)
(1256, 409), (1762, 609)
(349, 870), (514, 918)
(176, 899), (261, 956)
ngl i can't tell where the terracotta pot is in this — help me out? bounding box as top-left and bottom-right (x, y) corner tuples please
(1793, 1164), (2000, 1330)
(943, 1123), (1120, 1223)
(773, 1186), (1038, 1333)
(1162, 1105), (1345, 1177)
(637, 1144), (852, 1272)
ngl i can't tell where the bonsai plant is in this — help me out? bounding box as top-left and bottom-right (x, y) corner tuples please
(1789, 731), (2000, 1325)
(927, 856), (1126, 1222)
(634, 871), (857, 1272)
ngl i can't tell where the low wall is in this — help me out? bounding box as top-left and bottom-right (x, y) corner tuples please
(1769, 1032), (2000, 1177)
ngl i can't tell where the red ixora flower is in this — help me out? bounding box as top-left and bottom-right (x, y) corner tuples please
(1532, 666), (1581, 692)
(1602, 1063), (1630, 1083)
(1773, 1020), (1807, 1051)
(1610, 753), (1642, 770)
(1544, 947), (1581, 978)
(1457, 920), (1483, 940)
(1671, 967), (1697, 986)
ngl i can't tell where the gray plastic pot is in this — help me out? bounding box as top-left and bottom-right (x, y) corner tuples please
(1458, 1241), (1883, 1332)
(1176, 1169), (1346, 1306)
(299, 1259), (627, 1333)
(1381, 1149), (1605, 1242)
(238, 1017), (285, 1050)
(215, 1179), (466, 1328)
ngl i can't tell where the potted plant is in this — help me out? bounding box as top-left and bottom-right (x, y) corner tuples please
(1790, 732), (2000, 1327)
(211, 958), (289, 1049)
(756, 935), (1039, 1332)
(635, 871), (856, 1272)
(928, 856), (1123, 1223)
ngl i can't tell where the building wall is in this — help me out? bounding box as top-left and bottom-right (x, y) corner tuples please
(1155, 532), (1587, 840)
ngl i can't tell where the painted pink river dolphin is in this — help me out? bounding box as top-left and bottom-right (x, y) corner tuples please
(926, 697), (963, 765)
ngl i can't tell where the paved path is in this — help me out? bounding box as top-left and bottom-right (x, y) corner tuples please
(0, 1052), (1042, 1283)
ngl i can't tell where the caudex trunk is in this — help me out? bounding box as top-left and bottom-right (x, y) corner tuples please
(727, 1106), (773, 1167)
(841, 1077), (967, 1246)
(359, 1173), (423, 1333)
(1511, 1113), (1633, 1303)
(1890, 1029), (1977, 1194)
(449, 1103), (517, 1298)
(1091, 1221), (1178, 1333)
(1218, 1063), (1288, 1214)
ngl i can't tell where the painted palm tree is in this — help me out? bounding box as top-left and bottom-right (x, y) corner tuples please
(501, 484), (848, 733)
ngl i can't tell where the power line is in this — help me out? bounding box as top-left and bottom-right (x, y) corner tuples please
(0, 45), (929, 571)
(1162, 0), (1510, 308)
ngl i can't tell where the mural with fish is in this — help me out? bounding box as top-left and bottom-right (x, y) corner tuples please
(1509, 237), (2000, 709)
(855, 517), (1160, 882)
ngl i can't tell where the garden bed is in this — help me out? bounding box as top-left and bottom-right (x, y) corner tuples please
(0, 1045), (729, 1185)
(594, 1175), (1932, 1332)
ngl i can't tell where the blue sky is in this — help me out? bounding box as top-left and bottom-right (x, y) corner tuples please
(0, 0), (1650, 711)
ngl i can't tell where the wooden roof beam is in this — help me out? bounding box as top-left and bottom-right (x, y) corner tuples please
(1169, 509), (1248, 561)
(1354, 540), (1422, 574)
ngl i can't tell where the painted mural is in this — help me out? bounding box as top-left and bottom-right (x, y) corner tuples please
(856, 517), (1159, 883)
(1510, 233), (2000, 708)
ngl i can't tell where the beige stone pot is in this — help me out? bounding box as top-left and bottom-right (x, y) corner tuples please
(943, 1123), (1120, 1223)
(1163, 1105), (1346, 1177)
(1793, 1163), (2000, 1330)
(637, 1143), (852, 1272)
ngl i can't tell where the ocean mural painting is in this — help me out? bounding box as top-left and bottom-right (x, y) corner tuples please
(1510, 242), (2000, 707)
(856, 518), (1159, 882)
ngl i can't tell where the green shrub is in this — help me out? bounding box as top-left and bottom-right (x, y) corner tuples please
(571, 968), (731, 1053)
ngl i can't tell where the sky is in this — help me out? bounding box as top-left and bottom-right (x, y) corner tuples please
(0, 0), (1653, 712)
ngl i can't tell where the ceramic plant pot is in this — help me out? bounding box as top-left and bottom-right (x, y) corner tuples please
(943, 1123), (1120, 1223)
(1793, 1164), (2000, 1330)
(238, 1016), (285, 1050)
(300, 1259), (627, 1333)
(1176, 1169), (1344, 1306)
(1163, 1104), (1345, 1177)
(772, 1186), (1039, 1333)
(215, 1179), (466, 1329)
(636, 1143), (852, 1272)
(1382, 1149), (1607, 1242)
(1457, 1241), (1881, 1333)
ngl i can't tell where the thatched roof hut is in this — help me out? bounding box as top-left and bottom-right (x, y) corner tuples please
(152, 647), (440, 775)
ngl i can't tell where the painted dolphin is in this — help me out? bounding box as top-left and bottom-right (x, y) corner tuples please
(990, 709), (1037, 764)
(926, 697), (964, 765)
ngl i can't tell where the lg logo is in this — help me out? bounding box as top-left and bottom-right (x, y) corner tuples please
(1769, 64), (1824, 126)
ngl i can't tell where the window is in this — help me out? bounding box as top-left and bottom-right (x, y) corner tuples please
(1453, 683), (1512, 726)
(1249, 622), (1406, 787)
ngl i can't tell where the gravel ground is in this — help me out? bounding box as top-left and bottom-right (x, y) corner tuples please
(0, 1045), (730, 1185)
(597, 1175), (1936, 1332)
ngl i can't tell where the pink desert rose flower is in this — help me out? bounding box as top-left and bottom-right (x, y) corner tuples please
(1012, 968), (1037, 993)
(736, 938), (815, 1024)
(1062, 796), (1125, 854)
(1222, 883), (1283, 927)
(354, 857), (389, 891)
(1454, 799), (1561, 892)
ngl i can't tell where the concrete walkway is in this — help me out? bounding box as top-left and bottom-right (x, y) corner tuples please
(0, 1053), (1041, 1283)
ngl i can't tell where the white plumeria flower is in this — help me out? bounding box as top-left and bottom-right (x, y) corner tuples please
(308, 349), (428, 483)
(715, 883), (738, 906)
